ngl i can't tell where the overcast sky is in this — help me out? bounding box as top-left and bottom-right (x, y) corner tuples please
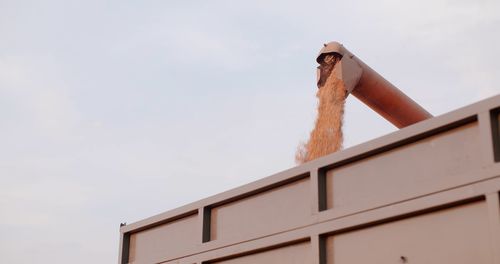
(1, 0), (499, 263)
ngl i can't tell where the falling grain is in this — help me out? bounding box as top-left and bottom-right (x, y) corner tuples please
(296, 68), (346, 164)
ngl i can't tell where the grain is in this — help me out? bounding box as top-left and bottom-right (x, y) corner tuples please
(296, 65), (346, 164)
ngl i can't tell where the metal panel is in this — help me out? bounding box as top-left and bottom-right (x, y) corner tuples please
(128, 213), (199, 264)
(326, 121), (481, 210)
(210, 242), (311, 264)
(326, 201), (493, 264)
(210, 177), (310, 242)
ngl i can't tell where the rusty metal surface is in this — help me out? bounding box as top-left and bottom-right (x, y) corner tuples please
(118, 95), (500, 264)
(317, 41), (433, 128)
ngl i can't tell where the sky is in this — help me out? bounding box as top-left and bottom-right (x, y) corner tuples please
(1, 0), (499, 263)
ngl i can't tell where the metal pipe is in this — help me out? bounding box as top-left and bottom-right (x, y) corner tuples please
(317, 42), (433, 128)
